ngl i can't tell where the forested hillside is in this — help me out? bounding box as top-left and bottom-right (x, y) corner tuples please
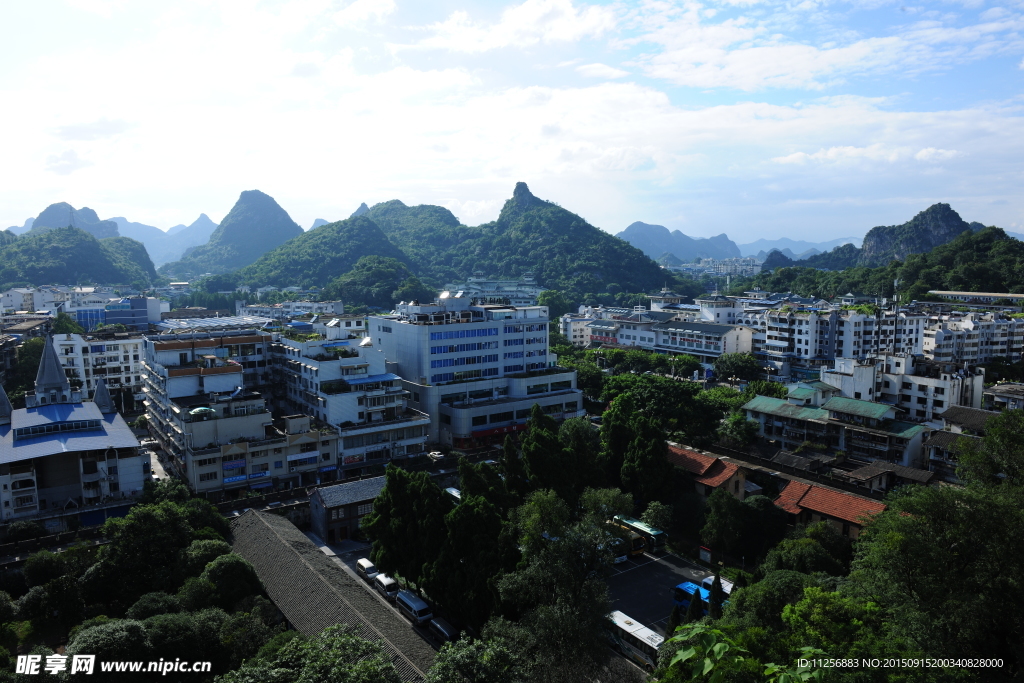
(735, 226), (1023, 300)
(0, 227), (156, 288)
(160, 190), (303, 277)
(228, 215), (409, 289)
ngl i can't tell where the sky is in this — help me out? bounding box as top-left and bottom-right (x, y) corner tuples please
(2, 0), (1024, 244)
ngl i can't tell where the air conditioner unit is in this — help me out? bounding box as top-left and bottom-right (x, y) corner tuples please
(290, 466), (297, 472)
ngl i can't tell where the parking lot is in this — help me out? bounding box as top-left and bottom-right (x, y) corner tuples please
(606, 552), (712, 637)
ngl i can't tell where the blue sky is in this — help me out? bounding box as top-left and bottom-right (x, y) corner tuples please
(2, 0), (1023, 243)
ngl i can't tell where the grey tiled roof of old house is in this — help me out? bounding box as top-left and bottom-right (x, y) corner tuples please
(230, 510), (435, 681)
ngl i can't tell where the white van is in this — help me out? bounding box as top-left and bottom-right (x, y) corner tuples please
(356, 558), (379, 582)
(428, 617), (457, 643)
(701, 575), (734, 596)
(374, 574), (400, 601)
(396, 590), (433, 625)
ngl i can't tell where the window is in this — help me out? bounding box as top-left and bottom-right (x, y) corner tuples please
(199, 472), (219, 482)
(322, 452), (331, 461)
(274, 461), (283, 469)
(194, 457), (217, 467)
(251, 463), (269, 474)
(357, 503), (373, 515)
(490, 411), (513, 423)
(472, 415), (487, 426)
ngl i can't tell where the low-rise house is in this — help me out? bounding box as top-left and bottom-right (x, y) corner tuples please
(983, 382), (1024, 412)
(773, 480), (886, 538)
(668, 445), (746, 499)
(837, 461), (935, 491)
(309, 475), (387, 543)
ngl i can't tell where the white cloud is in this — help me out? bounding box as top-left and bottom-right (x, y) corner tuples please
(576, 62), (629, 78)
(915, 147), (961, 161)
(400, 0), (617, 53)
(334, 0), (395, 25)
(45, 150), (92, 175)
(52, 119), (131, 141)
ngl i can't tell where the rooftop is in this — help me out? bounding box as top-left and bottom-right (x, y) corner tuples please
(774, 480), (887, 525)
(940, 405), (998, 433)
(742, 395), (829, 423)
(314, 476), (387, 508)
(651, 320), (747, 334)
(230, 511), (434, 681)
(155, 315), (275, 331)
(667, 446), (740, 488)
(821, 397), (893, 420)
(0, 406), (138, 464)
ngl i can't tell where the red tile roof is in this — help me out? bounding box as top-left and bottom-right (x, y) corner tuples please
(773, 480), (886, 526)
(799, 486), (886, 525)
(667, 446), (716, 475)
(696, 460), (740, 488)
(774, 481), (811, 515)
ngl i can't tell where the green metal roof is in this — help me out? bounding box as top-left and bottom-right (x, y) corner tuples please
(804, 381), (835, 391)
(742, 395), (829, 422)
(821, 397), (893, 420)
(787, 387), (815, 400)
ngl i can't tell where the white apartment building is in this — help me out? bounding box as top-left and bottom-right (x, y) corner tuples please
(142, 329), (339, 498)
(237, 300), (345, 320)
(270, 330), (429, 469)
(922, 313), (1024, 364)
(441, 273), (545, 306)
(821, 353), (985, 422)
(369, 293), (583, 447)
(52, 332), (145, 404)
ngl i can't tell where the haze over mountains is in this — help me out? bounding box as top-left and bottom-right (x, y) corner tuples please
(615, 222), (860, 263)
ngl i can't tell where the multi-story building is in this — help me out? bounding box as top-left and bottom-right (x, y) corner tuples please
(370, 294), (583, 447)
(142, 328), (342, 498)
(821, 353), (984, 422)
(0, 342), (149, 523)
(270, 329), (429, 468)
(922, 313), (1024, 365)
(52, 332), (146, 407)
(441, 273), (544, 306)
(983, 382), (1024, 411)
(559, 312), (596, 347)
(743, 392), (927, 468)
(237, 300), (346, 320)
(103, 297), (163, 331)
(650, 320), (754, 365)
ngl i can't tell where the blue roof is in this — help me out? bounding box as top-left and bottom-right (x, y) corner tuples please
(344, 373), (401, 385)
(0, 408), (139, 464)
(12, 402), (104, 429)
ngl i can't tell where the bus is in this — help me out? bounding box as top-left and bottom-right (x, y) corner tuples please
(673, 581), (727, 615)
(613, 515), (667, 554)
(607, 611), (663, 670)
(608, 522), (645, 557)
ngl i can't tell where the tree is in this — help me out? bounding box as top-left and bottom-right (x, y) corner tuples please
(427, 637), (532, 683)
(199, 553), (261, 611)
(22, 550), (67, 588)
(718, 412), (759, 446)
(712, 352), (762, 381)
(744, 380), (788, 399)
(685, 587), (705, 622)
(640, 501), (673, 532)
(599, 393), (637, 487)
(557, 416), (603, 499)
(499, 435), (528, 501)
(65, 620), (153, 682)
(578, 487), (634, 524)
(512, 490), (570, 559)
(126, 592), (181, 620)
(537, 290), (572, 319)
(709, 574), (725, 620)
(955, 408), (1024, 486)
(563, 360), (603, 399)
(521, 405), (569, 498)
(176, 539), (232, 580)
(620, 415), (673, 505)
(52, 311), (84, 334)
(701, 489), (745, 556)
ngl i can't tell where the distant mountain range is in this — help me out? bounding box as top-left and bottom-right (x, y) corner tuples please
(109, 214), (217, 266)
(617, 223), (861, 264)
(159, 190), (304, 278)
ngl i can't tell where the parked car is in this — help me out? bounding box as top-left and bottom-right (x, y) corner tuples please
(374, 574), (400, 601)
(356, 558), (379, 582)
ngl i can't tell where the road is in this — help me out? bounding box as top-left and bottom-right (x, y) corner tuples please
(606, 552), (712, 637)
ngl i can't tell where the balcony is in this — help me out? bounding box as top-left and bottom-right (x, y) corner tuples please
(337, 409), (430, 433)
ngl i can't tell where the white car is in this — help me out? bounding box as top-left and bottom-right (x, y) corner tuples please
(428, 451), (444, 461)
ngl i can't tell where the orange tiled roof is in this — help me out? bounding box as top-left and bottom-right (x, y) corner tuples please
(667, 446), (716, 475)
(773, 480), (886, 525)
(774, 480), (811, 515)
(799, 486), (886, 525)
(695, 460), (739, 488)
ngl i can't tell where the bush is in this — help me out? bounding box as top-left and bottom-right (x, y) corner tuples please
(200, 554), (261, 610)
(4, 521), (47, 543)
(126, 592), (181, 620)
(23, 551), (67, 588)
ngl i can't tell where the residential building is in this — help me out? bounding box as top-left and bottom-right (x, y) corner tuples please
(309, 476), (386, 543)
(837, 461), (935, 492)
(922, 312), (1024, 364)
(0, 341), (149, 523)
(559, 312), (596, 347)
(983, 382), (1024, 411)
(270, 329), (429, 470)
(742, 393), (928, 468)
(773, 480), (886, 538)
(821, 353), (984, 422)
(927, 290), (1024, 306)
(667, 445), (747, 499)
(650, 321), (754, 365)
(237, 300), (346, 320)
(441, 272), (544, 306)
(922, 405), (998, 483)
(141, 328), (340, 498)
(369, 294), (583, 447)
(52, 332), (146, 407)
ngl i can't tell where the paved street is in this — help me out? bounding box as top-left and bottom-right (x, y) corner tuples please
(606, 552), (712, 637)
